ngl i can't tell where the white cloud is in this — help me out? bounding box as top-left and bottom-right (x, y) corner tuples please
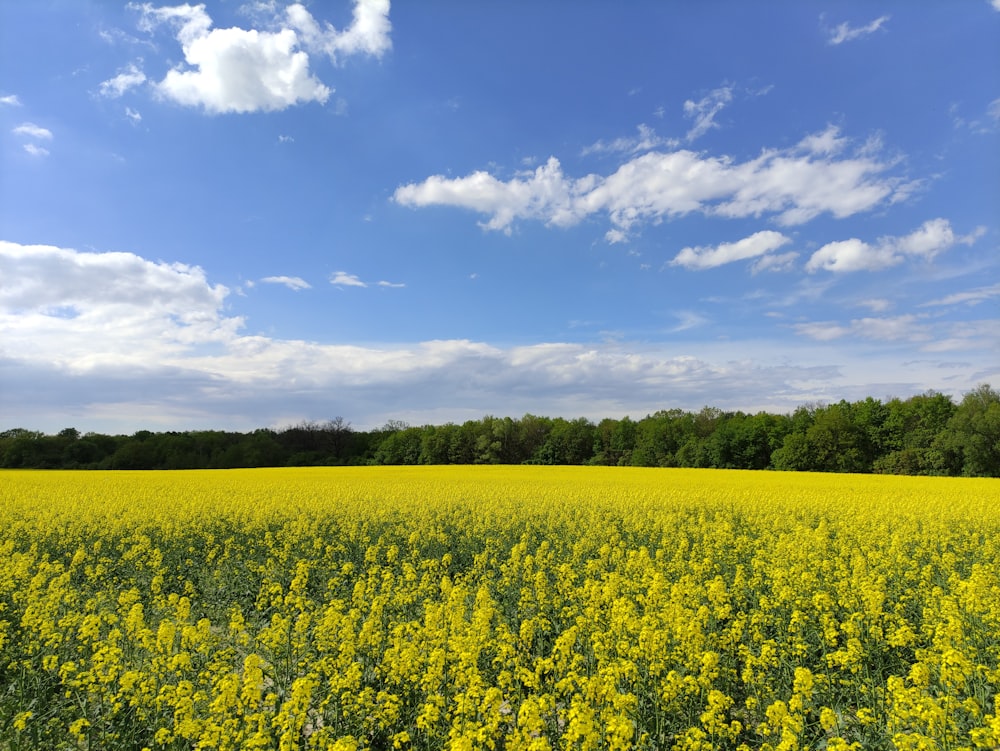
(751, 252), (799, 274)
(794, 314), (930, 343)
(395, 127), (911, 238)
(857, 298), (891, 313)
(951, 98), (1000, 135)
(12, 120), (53, 155)
(0, 94), (21, 106)
(261, 275), (311, 290)
(12, 122), (53, 140)
(827, 15), (890, 45)
(0, 241), (238, 367)
(126, 106), (143, 123)
(797, 124), (847, 156)
(806, 218), (984, 273)
(671, 230), (791, 271)
(922, 283), (1000, 308)
(805, 238), (893, 273)
(330, 271), (367, 288)
(2, 241), (995, 432)
(328, 271), (404, 289)
(99, 62), (147, 98)
(157, 26), (329, 113)
(992, 0), (1000, 12)
(285, 0), (391, 62)
(669, 311), (709, 332)
(792, 321), (851, 341)
(132, 1), (390, 114)
(922, 320), (1000, 354)
(989, 98), (1000, 123)
(683, 86), (733, 142)
(583, 124), (678, 155)
(853, 315), (931, 342)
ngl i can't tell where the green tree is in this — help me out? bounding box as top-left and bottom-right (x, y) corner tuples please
(535, 418), (594, 465)
(933, 384), (1000, 476)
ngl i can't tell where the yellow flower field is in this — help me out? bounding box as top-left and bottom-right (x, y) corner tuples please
(1, 467), (998, 750)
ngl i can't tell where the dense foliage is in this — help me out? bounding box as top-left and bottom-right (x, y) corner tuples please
(2, 385), (998, 476)
(2, 467), (998, 750)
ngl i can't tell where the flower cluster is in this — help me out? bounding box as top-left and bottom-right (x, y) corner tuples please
(1, 466), (998, 749)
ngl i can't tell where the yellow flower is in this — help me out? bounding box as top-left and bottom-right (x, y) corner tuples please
(12, 711), (32, 732)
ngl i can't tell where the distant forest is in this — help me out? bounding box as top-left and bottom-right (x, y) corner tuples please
(3, 384), (998, 477)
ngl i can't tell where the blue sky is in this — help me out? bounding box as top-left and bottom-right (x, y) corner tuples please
(1, 1), (998, 433)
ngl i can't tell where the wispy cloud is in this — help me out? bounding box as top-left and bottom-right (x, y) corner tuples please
(0, 94), (21, 106)
(669, 311), (709, 332)
(22, 144), (50, 157)
(751, 252), (799, 275)
(921, 282), (1000, 308)
(329, 271), (404, 289)
(683, 85), (733, 142)
(99, 61), (147, 98)
(794, 314), (930, 343)
(12, 122), (53, 140)
(261, 275), (311, 291)
(582, 124), (678, 156)
(857, 298), (892, 313)
(827, 15), (890, 45)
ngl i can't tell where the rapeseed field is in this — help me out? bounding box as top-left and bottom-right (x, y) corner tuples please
(1, 466), (998, 750)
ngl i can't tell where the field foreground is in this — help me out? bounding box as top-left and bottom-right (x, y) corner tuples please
(1, 466), (999, 750)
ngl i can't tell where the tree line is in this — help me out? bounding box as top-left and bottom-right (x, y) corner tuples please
(2, 385), (998, 476)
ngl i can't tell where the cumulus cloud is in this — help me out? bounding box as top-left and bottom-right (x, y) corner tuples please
(133, 0), (390, 114)
(684, 85), (733, 142)
(286, 0), (391, 62)
(827, 15), (890, 45)
(2, 241), (995, 432)
(0, 241), (238, 367)
(261, 275), (310, 290)
(12, 122), (53, 140)
(99, 62), (148, 98)
(805, 218), (984, 273)
(395, 127), (913, 239)
(671, 230), (791, 271)
(0, 94), (21, 106)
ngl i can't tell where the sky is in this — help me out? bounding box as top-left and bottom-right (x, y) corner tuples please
(1, 1), (998, 434)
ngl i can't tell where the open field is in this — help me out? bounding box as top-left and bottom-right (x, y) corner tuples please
(1, 467), (999, 750)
